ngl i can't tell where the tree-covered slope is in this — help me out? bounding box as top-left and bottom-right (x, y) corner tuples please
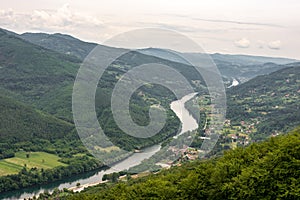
(227, 64), (300, 140)
(0, 94), (74, 142)
(38, 126), (300, 200)
(0, 28), (204, 152)
(0, 29), (81, 120)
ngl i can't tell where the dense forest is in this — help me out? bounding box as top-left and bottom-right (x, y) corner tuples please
(34, 126), (300, 199)
(0, 94), (74, 143)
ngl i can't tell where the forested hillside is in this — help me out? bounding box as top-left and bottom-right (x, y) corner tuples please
(227, 64), (300, 140)
(0, 29), (184, 192)
(0, 94), (73, 142)
(36, 126), (300, 200)
(0, 28), (80, 121)
(0, 28), (209, 152)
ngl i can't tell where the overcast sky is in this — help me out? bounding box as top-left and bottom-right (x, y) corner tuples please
(1, 0), (300, 59)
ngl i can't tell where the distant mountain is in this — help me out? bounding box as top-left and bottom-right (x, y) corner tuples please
(4, 28), (296, 86)
(138, 48), (298, 83)
(227, 63), (300, 139)
(139, 48), (297, 65)
(138, 48), (190, 64)
(11, 30), (298, 84)
(210, 53), (297, 65)
(215, 61), (288, 83)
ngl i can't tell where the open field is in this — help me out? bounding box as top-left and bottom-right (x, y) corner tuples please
(0, 151), (66, 176)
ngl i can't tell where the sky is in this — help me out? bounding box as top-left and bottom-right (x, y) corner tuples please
(1, 0), (300, 59)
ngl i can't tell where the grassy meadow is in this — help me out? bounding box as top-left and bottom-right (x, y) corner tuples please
(0, 151), (66, 176)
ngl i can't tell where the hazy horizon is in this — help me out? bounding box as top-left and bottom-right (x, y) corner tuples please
(1, 0), (300, 59)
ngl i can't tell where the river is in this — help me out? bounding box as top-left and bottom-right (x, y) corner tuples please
(0, 93), (198, 199)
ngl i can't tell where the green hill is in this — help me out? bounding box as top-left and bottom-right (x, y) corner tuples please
(0, 29), (81, 121)
(0, 28), (204, 152)
(39, 126), (300, 199)
(227, 64), (300, 140)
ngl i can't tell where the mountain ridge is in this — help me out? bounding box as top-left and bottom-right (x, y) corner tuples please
(3, 27), (297, 65)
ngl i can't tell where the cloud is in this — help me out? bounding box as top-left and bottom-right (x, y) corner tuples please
(268, 40), (281, 50)
(234, 38), (250, 48)
(0, 4), (104, 33)
(31, 4), (104, 29)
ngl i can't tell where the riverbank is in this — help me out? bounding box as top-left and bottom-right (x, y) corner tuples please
(68, 180), (108, 193)
(68, 172), (152, 193)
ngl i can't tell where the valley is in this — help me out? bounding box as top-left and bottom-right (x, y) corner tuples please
(0, 27), (299, 199)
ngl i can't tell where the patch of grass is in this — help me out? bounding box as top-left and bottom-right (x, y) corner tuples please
(0, 161), (23, 176)
(0, 151), (66, 176)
